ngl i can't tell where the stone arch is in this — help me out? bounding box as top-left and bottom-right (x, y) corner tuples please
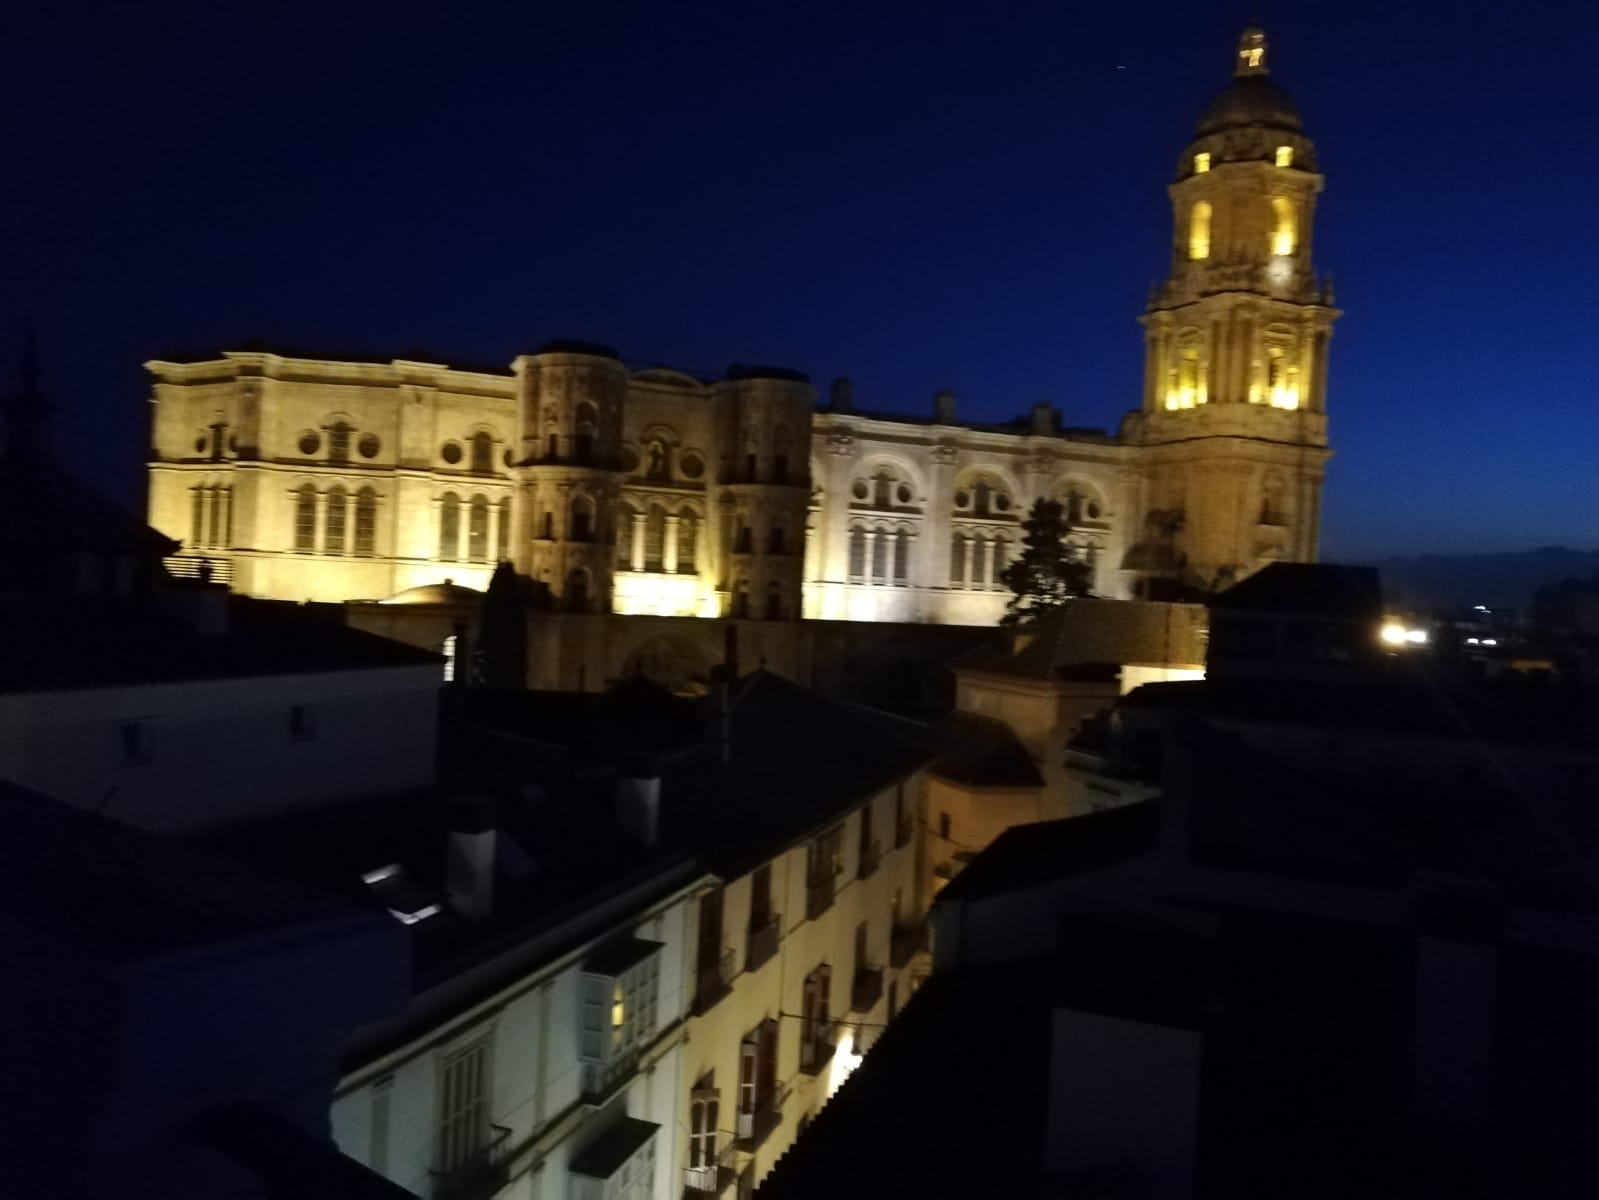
(951, 465), (1021, 519)
(1050, 475), (1111, 525)
(853, 454), (928, 508)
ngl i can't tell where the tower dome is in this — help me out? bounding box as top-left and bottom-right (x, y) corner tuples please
(1195, 27), (1302, 135)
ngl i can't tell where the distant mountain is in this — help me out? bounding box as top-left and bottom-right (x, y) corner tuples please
(1364, 547), (1599, 614)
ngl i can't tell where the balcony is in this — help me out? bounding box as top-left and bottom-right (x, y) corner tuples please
(734, 1089), (784, 1151)
(895, 812), (914, 849)
(890, 919), (928, 969)
(806, 875), (835, 921)
(857, 840), (882, 881)
(851, 966), (884, 1013)
(683, 1142), (739, 1198)
(798, 1024), (837, 1076)
(745, 913), (780, 973)
(693, 947), (737, 1016)
(429, 1125), (511, 1200)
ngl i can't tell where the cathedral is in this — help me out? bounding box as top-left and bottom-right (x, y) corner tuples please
(147, 29), (1335, 631)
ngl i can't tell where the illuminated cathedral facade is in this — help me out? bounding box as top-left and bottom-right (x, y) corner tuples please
(147, 28), (1335, 626)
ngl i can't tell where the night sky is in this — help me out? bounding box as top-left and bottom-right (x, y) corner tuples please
(7, 1), (1597, 559)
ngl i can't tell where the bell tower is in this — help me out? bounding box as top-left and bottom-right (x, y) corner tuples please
(1125, 27), (1339, 595)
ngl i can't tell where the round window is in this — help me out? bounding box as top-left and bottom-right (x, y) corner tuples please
(680, 452), (704, 479)
(1087, 500), (1102, 520)
(954, 489), (970, 508)
(896, 484), (913, 505)
(996, 493), (1011, 512)
(852, 480), (870, 500)
(298, 432), (321, 456)
(441, 441), (463, 465)
(358, 433), (380, 459)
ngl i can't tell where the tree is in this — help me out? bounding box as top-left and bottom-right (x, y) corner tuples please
(999, 498), (1093, 625)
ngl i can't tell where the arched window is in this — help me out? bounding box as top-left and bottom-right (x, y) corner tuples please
(439, 493), (461, 561)
(616, 502), (637, 568)
(469, 496), (490, 561)
(870, 527), (888, 584)
(873, 471), (893, 509)
(849, 527), (867, 583)
(354, 488), (377, 556)
(470, 432), (494, 474)
(765, 582), (782, 621)
(973, 480), (993, 518)
(1173, 344), (1206, 408)
(293, 485), (317, 553)
(328, 422), (353, 464)
(570, 495), (594, 543)
(645, 505), (667, 571)
(991, 536), (1009, 587)
(575, 403), (597, 464)
(678, 511), (698, 573)
(325, 486), (348, 556)
(893, 529), (910, 584)
(496, 500), (510, 560)
(1189, 201), (1212, 260)
(950, 533), (966, 585)
(567, 569), (590, 612)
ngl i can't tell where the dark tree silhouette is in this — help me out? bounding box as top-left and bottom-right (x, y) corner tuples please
(1000, 498), (1093, 625)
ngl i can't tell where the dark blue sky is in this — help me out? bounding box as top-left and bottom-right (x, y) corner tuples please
(7, 1), (1596, 558)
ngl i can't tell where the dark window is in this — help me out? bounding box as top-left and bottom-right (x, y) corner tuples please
(439, 494), (461, 560)
(325, 488), (347, 555)
(678, 514), (698, 573)
(293, 486), (317, 553)
(773, 454), (789, 483)
(468, 497), (489, 560)
(470, 433), (493, 474)
(768, 525), (786, 555)
(765, 583), (782, 621)
(749, 865), (772, 930)
(328, 423), (352, 464)
(354, 489), (377, 556)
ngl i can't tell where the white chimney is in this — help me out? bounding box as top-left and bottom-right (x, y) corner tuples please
(446, 796), (498, 921)
(615, 766), (662, 848)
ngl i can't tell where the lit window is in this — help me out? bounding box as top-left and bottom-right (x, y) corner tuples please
(612, 983), (625, 1028)
(1275, 145), (1294, 168)
(1270, 197), (1296, 256)
(1188, 201), (1212, 260)
(1194, 152), (1211, 173)
(580, 940), (663, 1099)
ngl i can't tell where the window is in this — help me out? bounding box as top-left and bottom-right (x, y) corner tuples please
(496, 500), (509, 561)
(568, 569), (590, 612)
(893, 530), (909, 584)
(570, 496), (594, 543)
(1271, 196), (1297, 256)
(870, 529), (887, 584)
(469, 432), (493, 474)
(645, 506), (666, 571)
(749, 864), (772, 930)
(573, 1124), (658, 1200)
(991, 536), (1008, 587)
(848, 528), (866, 583)
(768, 524), (786, 555)
(435, 1036), (491, 1175)
(288, 704), (315, 742)
(688, 1077), (721, 1183)
(1194, 151), (1211, 173)
(354, 488), (377, 557)
(439, 493), (461, 560)
(324, 487), (347, 556)
(773, 453), (788, 484)
(1189, 200), (1212, 260)
(327, 422), (352, 464)
(973, 480), (992, 517)
(616, 503), (636, 566)
(764, 582), (782, 621)
(574, 403), (597, 464)
(678, 512), (698, 573)
(580, 941), (662, 1099)
(939, 812), (952, 841)
(293, 485), (317, 553)
(737, 1019), (779, 1146)
(1275, 144), (1294, 168)
(542, 511), (554, 541)
(468, 497), (489, 560)
(119, 720), (152, 766)
(806, 824), (844, 918)
(733, 582), (750, 620)
(800, 965), (833, 1071)
(950, 533), (965, 584)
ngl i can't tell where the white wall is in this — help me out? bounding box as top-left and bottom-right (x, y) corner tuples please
(0, 665), (440, 833)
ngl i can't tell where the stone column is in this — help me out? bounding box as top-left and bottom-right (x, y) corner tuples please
(863, 530), (877, 585)
(963, 535), (976, 588)
(664, 514), (680, 573)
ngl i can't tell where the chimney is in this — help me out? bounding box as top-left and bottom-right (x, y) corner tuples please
(829, 377), (854, 412)
(1030, 402), (1056, 435)
(933, 390), (957, 425)
(446, 795), (498, 921)
(615, 760), (662, 847)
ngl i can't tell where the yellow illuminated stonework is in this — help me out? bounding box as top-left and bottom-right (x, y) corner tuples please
(1270, 197), (1297, 255)
(1188, 201), (1212, 259)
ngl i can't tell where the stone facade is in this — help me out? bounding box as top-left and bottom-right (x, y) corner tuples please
(146, 28), (1332, 622)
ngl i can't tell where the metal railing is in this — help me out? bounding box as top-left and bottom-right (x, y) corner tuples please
(429, 1124), (511, 1200)
(735, 1089), (784, 1149)
(746, 913), (781, 972)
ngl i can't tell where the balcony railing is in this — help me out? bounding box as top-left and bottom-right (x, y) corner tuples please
(857, 840), (882, 881)
(746, 913), (780, 973)
(851, 966), (884, 1013)
(581, 1045), (640, 1104)
(735, 1089), (784, 1150)
(693, 947), (737, 1016)
(806, 874), (835, 921)
(798, 1023), (837, 1076)
(430, 1124), (512, 1200)
(890, 918), (927, 968)
(683, 1140), (739, 1196)
(895, 812), (914, 849)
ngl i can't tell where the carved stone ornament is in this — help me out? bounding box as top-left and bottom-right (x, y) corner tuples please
(826, 433), (856, 456)
(930, 444), (959, 466)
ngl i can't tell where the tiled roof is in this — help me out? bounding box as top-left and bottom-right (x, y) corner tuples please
(925, 712), (1045, 789)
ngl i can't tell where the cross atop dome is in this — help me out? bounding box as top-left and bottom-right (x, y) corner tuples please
(1235, 26), (1269, 77)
